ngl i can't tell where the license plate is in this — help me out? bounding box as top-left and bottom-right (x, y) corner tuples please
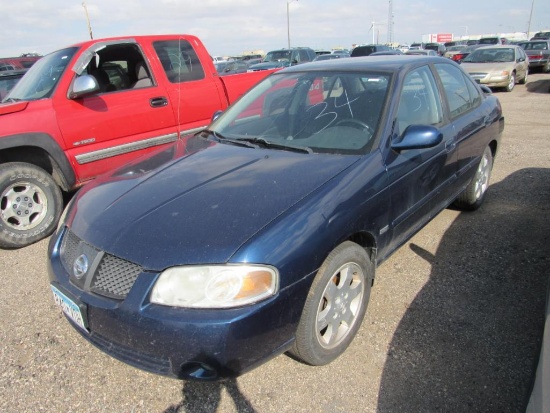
(51, 285), (88, 332)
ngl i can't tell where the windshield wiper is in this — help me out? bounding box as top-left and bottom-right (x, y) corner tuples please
(2, 97), (21, 103)
(200, 129), (259, 149)
(237, 137), (313, 154)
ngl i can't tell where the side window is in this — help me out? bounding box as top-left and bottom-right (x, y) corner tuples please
(86, 44), (145, 93)
(463, 73), (482, 108)
(153, 40), (205, 83)
(396, 66), (442, 133)
(434, 63), (474, 118)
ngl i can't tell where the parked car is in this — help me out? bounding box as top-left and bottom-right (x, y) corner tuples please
(516, 40), (550, 72)
(526, 278), (550, 413)
(444, 41), (466, 47)
(425, 42), (447, 56)
(350, 44), (391, 57)
(460, 45), (529, 92)
(530, 31), (550, 41)
(247, 47), (316, 71)
(369, 50), (403, 56)
(466, 39), (480, 46)
(478, 37), (509, 46)
(313, 53), (350, 61)
(405, 49), (438, 56)
(444, 45), (472, 61)
(409, 42), (425, 50)
(0, 55), (41, 71)
(219, 60), (250, 75)
(48, 55), (504, 381)
(0, 69), (26, 100)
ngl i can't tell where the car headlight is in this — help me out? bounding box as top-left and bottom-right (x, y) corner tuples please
(151, 265), (279, 308)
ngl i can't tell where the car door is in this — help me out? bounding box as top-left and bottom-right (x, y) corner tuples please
(384, 65), (458, 249)
(152, 39), (228, 133)
(56, 42), (178, 183)
(516, 46), (529, 79)
(433, 62), (488, 197)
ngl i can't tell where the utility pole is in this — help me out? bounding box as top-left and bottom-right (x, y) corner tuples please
(527, 0), (535, 37)
(82, 2), (93, 40)
(387, 0), (394, 44)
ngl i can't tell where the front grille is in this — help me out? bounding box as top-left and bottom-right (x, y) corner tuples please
(60, 229), (142, 300)
(92, 253), (141, 298)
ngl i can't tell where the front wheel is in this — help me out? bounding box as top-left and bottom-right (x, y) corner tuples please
(289, 241), (373, 366)
(505, 73), (516, 92)
(453, 146), (493, 211)
(0, 163), (63, 249)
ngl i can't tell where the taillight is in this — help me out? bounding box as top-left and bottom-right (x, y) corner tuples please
(452, 53), (465, 61)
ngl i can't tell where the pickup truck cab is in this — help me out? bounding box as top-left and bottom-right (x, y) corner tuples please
(0, 34), (274, 248)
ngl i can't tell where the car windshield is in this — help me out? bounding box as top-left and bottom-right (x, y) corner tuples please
(463, 48), (515, 63)
(208, 71), (391, 155)
(4, 47), (77, 102)
(263, 51), (291, 62)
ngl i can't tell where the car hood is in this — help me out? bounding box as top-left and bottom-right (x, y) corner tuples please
(460, 61), (515, 73)
(68, 138), (359, 270)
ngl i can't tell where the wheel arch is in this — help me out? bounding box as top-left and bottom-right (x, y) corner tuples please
(0, 133), (76, 192)
(346, 230), (378, 270)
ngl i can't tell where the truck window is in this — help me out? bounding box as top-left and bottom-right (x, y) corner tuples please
(153, 40), (205, 83)
(81, 43), (149, 92)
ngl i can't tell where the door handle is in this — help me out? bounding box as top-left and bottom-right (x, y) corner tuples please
(150, 97), (168, 108)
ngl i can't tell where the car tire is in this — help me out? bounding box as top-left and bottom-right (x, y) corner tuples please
(505, 72), (516, 92)
(519, 69), (528, 85)
(0, 162), (63, 249)
(289, 241), (373, 366)
(543, 61), (550, 73)
(453, 146), (493, 211)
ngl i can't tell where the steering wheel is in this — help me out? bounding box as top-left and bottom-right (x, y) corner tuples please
(334, 118), (374, 135)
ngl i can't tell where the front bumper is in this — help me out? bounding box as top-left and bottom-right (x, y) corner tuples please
(47, 228), (311, 380)
(469, 72), (511, 88)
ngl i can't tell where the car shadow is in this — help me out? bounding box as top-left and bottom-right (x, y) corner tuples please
(164, 378), (257, 413)
(526, 78), (550, 93)
(377, 168), (550, 412)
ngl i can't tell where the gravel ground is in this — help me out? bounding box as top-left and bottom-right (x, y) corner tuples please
(1, 73), (549, 413)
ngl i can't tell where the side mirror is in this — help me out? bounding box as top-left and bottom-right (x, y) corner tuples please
(391, 125), (443, 151)
(68, 74), (100, 99)
(211, 110), (223, 122)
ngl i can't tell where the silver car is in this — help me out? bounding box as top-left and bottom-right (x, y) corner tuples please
(460, 45), (529, 92)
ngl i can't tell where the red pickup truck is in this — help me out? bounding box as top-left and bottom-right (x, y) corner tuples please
(0, 35), (274, 248)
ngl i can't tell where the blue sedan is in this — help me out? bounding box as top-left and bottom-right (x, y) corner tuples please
(48, 56), (504, 380)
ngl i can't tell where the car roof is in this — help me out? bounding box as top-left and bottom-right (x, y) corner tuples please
(280, 55), (451, 74)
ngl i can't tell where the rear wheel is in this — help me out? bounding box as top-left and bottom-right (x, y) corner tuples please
(519, 69), (528, 85)
(0, 163), (63, 249)
(453, 146), (493, 211)
(290, 241), (373, 366)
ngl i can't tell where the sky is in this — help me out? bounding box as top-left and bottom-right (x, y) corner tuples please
(1, 0), (549, 58)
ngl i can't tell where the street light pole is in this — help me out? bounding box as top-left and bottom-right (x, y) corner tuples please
(287, 0), (298, 49)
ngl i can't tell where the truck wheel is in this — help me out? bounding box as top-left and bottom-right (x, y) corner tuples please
(0, 163), (63, 249)
(289, 241), (373, 366)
